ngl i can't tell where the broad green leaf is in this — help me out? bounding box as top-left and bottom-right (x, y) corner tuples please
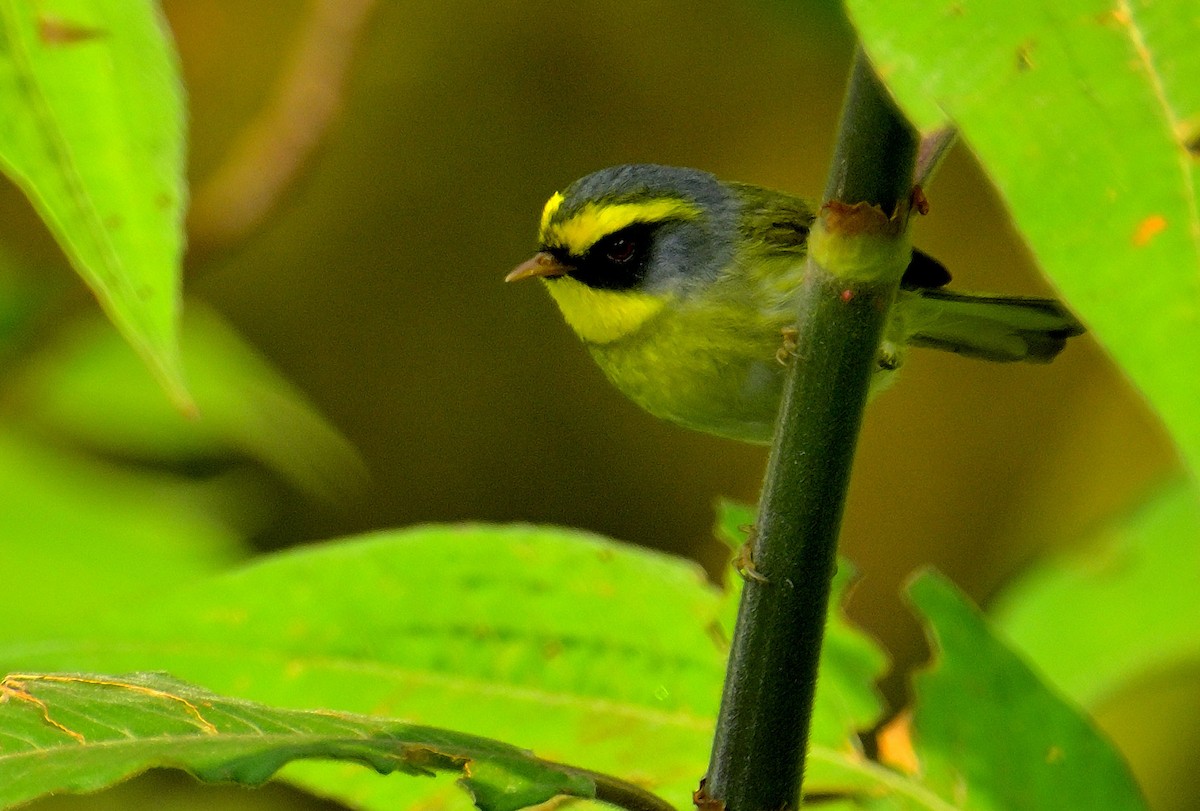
(902, 572), (1148, 811)
(6, 303), (366, 502)
(0, 672), (598, 811)
(0, 525), (890, 810)
(993, 480), (1200, 707)
(846, 0), (1200, 476)
(0, 0), (189, 404)
(0, 426), (240, 643)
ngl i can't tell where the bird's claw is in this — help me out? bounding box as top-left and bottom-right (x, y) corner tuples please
(878, 341), (902, 371)
(776, 326), (800, 366)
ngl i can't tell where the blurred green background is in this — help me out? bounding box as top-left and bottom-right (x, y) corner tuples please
(1, 0), (1186, 808)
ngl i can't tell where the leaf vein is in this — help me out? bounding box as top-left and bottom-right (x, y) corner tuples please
(1115, 0), (1200, 256)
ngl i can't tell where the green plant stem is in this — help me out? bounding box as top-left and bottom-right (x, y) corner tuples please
(700, 48), (917, 811)
(823, 54), (918, 209)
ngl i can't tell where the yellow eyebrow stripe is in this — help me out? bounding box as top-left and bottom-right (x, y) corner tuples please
(540, 198), (700, 255)
(539, 191), (565, 235)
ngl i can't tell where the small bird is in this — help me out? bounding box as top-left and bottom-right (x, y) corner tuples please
(507, 164), (1083, 443)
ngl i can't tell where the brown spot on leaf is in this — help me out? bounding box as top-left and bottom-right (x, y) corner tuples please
(1097, 8), (1131, 27)
(705, 618), (728, 650)
(877, 711), (920, 775)
(408, 745), (468, 773)
(38, 16), (107, 46)
(1133, 214), (1167, 246)
(1178, 115), (1200, 157)
(1016, 40), (1035, 72)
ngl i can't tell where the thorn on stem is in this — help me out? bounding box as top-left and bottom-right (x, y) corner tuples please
(911, 185), (930, 216)
(734, 527), (770, 584)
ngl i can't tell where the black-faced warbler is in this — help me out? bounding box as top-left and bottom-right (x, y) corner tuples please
(507, 164), (1083, 442)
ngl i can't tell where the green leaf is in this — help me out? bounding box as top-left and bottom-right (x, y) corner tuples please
(993, 480), (1200, 707)
(902, 571), (1148, 811)
(6, 303), (366, 502)
(845, 0), (1200, 476)
(0, 426), (240, 643)
(0, 672), (597, 811)
(0, 0), (189, 405)
(0, 524), (889, 810)
(0, 301), (362, 643)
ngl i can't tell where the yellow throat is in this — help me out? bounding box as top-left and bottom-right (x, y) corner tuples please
(540, 277), (669, 345)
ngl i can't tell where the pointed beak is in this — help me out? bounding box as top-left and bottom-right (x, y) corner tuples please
(505, 251), (570, 283)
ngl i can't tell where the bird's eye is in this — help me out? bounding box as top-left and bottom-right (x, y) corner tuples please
(567, 223), (657, 291)
(603, 236), (639, 265)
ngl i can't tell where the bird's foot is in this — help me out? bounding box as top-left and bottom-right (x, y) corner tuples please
(878, 342), (903, 371)
(776, 326), (800, 366)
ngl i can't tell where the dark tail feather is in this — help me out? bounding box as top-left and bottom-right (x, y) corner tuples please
(905, 288), (1084, 363)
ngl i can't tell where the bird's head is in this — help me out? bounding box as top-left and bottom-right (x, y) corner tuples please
(506, 164), (736, 344)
